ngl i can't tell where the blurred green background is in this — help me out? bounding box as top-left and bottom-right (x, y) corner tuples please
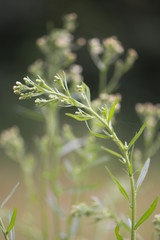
(0, 0), (160, 239)
(1, 0), (160, 135)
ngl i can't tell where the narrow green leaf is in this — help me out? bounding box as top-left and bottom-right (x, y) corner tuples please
(69, 216), (80, 237)
(0, 183), (19, 209)
(129, 144), (134, 175)
(63, 71), (71, 97)
(115, 224), (124, 240)
(6, 208), (17, 234)
(82, 82), (91, 103)
(106, 167), (130, 203)
(9, 212), (15, 240)
(103, 130), (113, 138)
(102, 146), (124, 161)
(128, 122), (147, 149)
(48, 194), (65, 217)
(66, 113), (92, 121)
(84, 156), (110, 170)
(108, 98), (118, 123)
(85, 119), (110, 139)
(120, 218), (131, 232)
(136, 158), (150, 191)
(101, 106), (108, 119)
(135, 196), (159, 230)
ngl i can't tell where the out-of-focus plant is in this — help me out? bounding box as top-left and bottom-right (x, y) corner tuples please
(153, 214), (160, 240)
(135, 103), (160, 164)
(134, 103), (160, 240)
(1, 12), (141, 240)
(0, 126), (37, 238)
(88, 37), (137, 93)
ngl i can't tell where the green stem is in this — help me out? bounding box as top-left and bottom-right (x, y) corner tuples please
(0, 218), (9, 240)
(34, 75), (138, 239)
(85, 106), (137, 239)
(130, 174), (136, 240)
(40, 160), (49, 240)
(47, 104), (61, 237)
(99, 66), (108, 93)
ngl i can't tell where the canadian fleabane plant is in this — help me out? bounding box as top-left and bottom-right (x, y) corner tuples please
(13, 71), (158, 240)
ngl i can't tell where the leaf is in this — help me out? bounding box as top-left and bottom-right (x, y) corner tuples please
(120, 217), (131, 232)
(69, 217), (80, 237)
(105, 167), (130, 203)
(84, 156), (110, 170)
(9, 212), (15, 240)
(136, 158), (150, 191)
(85, 119), (110, 139)
(129, 144), (134, 175)
(63, 71), (71, 97)
(135, 196), (159, 230)
(6, 208), (17, 234)
(16, 105), (44, 121)
(102, 146), (124, 161)
(108, 98), (118, 123)
(82, 82), (91, 103)
(47, 193), (65, 217)
(101, 106), (108, 119)
(115, 224), (124, 240)
(66, 113), (92, 121)
(128, 122), (147, 149)
(0, 183), (19, 209)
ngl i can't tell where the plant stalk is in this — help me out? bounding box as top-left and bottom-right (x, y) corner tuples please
(0, 218), (9, 240)
(84, 105), (137, 239)
(130, 174), (136, 240)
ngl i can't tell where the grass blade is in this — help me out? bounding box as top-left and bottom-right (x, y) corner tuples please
(135, 196), (159, 230)
(136, 158), (150, 192)
(106, 167), (130, 203)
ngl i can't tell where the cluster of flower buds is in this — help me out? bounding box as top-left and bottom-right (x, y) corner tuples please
(135, 102), (160, 160)
(68, 64), (83, 84)
(88, 38), (104, 55)
(92, 93), (121, 112)
(63, 13), (78, 32)
(123, 49), (138, 73)
(13, 78), (44, 100)
(71, 197), (111, 221)
(153, 214), (160, 236)
(88, 36), (125, 69)
(103, 36), (124, 55)
(13, 81), (37, 100)
(136, 102), (160, 127)
(0, 126), (25, 161)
